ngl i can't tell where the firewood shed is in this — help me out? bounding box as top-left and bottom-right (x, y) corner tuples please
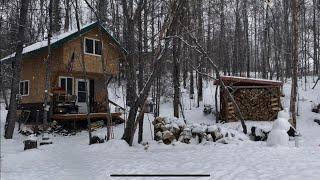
(215, 76), (283, 122)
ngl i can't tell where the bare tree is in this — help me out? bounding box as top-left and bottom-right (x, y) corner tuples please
(74, 0), (92, 144)
(122, 0), (186, 146)
(4, 0), (30, 139)
(290, 0), (299, 128)
(43, 0), (53, 131)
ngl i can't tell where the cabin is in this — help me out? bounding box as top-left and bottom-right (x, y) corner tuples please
(0, 22), (126, 124)
(215, 76), (283, 122)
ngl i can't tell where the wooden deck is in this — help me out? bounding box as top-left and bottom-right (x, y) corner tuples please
(51, 112), (124, 123)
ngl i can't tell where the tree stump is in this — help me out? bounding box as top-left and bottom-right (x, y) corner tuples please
(24, 140), (37, 150)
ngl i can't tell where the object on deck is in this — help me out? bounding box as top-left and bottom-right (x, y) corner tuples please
(53, 88), (79, 114)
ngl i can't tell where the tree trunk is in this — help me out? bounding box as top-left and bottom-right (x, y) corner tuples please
(173, 36), (180, 118)
(290, 0), (298, 128)
(64, 0), (70, 32)
(5, 0), (30, 139)
(43, 0), (53, 132)
(0, 63), (9, 109)
(75, 0), (92, 144)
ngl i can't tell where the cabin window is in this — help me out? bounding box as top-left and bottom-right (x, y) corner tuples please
(19, 80), (29, 96)
(59, 77), (73, 95)
(84, 38), (102, 55)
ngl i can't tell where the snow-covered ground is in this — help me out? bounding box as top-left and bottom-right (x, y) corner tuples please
(1, 78), (320, 180)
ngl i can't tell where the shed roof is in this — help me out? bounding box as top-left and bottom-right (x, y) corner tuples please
(0, 22), (127, 63)
(217, 76), (283, 86)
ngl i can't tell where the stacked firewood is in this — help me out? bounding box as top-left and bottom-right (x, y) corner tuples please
(227, 87), (280, 121)
(153, 117), (245, 145)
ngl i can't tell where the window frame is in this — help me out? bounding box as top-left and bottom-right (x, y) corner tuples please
(84, 37), (102, 56)
(19, 80), (29, 96)
(76, 79), (89, 103)
(58, 76), (74, 95)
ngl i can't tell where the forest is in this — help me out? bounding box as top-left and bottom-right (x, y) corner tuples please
(1, 0), (320, 179)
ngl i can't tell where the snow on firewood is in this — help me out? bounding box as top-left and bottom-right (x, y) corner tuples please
(191, 123), (207, 134)
(207, 125), (218, 133)
(153, 116), (247, 145)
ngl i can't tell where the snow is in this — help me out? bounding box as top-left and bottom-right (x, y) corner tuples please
(272, 117), (291, 132)
(25, 134), (37, 141)
(221, 75), (283, 84)
(2, 77), (320, 180)
(267, 129), (289, 146)
(0, 22), (96, 62)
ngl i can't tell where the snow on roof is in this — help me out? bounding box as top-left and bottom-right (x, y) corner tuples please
(0, 22), (125, 62)
(220, 75), (283, 85)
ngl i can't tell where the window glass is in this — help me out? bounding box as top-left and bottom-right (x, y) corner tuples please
(60, 78), (66, 89)
(85, 39), (94, 54)
(60, 77), (73, 95)
(77, 81), (87, 102)
(19, 81), (29, 95)
(67, 78), (73, 95)
(24, 81), (28, 95)
(20, 82), (24, 95)
(95, 40), (102, 55)
(78, 92), (87, 102)
(78, 81), (86, 91)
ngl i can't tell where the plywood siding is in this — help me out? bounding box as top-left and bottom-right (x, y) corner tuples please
(20, 47), (64, 104)
(62, 27), (122, 75)
(20, 26), (123, 104)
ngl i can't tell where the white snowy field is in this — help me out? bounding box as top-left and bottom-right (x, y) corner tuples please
(1, 78), (320, 180)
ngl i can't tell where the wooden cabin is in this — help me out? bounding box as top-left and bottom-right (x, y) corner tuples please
(0, 22), (126, 123)
(215, 76), (283, 122)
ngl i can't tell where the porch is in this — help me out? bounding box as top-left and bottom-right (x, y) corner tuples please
(51, 112), (124, 124)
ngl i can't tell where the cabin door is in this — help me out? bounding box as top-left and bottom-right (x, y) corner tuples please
(76, 79), (90, 113)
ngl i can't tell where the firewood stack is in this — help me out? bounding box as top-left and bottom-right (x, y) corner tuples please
(152, 117), (242, 145)
(226, 87), (281, 121)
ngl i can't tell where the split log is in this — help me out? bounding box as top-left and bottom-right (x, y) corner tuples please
(225, 87), (281, 121)
(162, 130), (175, 144)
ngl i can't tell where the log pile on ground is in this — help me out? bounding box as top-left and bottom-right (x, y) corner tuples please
(230, 88), (280, 121)
(153, 117), (247, 145)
